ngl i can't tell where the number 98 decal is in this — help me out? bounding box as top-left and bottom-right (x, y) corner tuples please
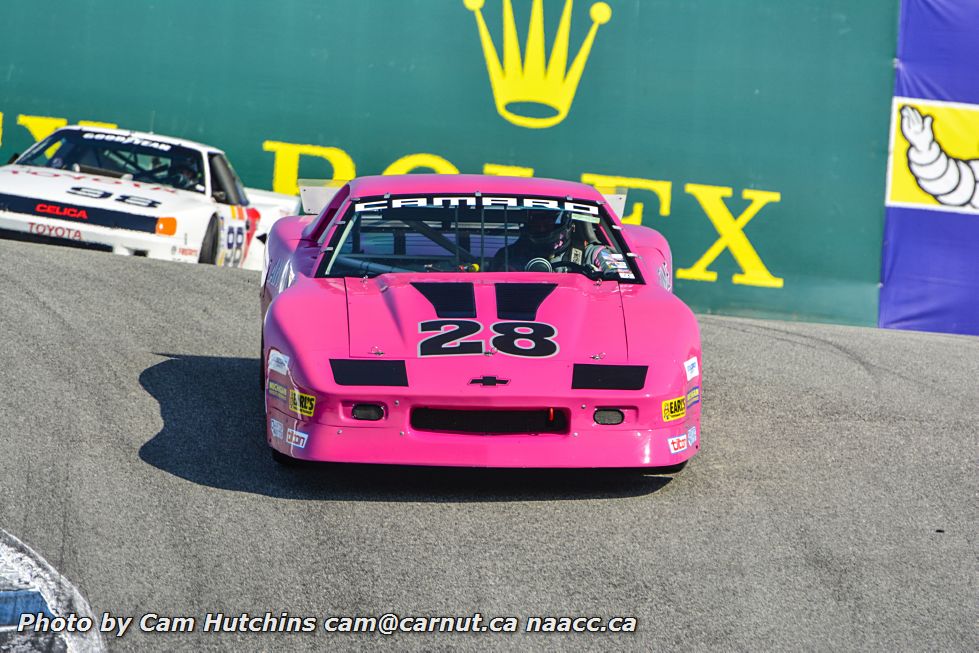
(224, 224), (245, 266)
(418, 320), (559, 358)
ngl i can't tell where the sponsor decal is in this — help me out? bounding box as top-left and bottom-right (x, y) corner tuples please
(289, 390), (316, 417)
(267, 350), (290, 375)
(683, 356), (699, 381)
(662, 396), (686, 422)
(82, 131), (173, 152)
(686, 386), (700, 408)
(668, 434), (688, 454)
(267, 380), (288, 401)
(355, 196), (599, 214)
(27, 222), (82, 240)
(35, 203), (88, 220)
(887, 98), (979, 214)
(286, 428), (308, 449)
(177, 247), (199, 257)
(687, 425), (697, 447)
(269, 418), (284, 440)
(464, 0), (612, 129)
(2, 190), (159, 232)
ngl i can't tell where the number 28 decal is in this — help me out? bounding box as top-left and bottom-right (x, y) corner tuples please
(418, 320), (558, 358)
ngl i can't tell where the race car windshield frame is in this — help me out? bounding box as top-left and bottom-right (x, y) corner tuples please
(17, 130), (207, 194)
(315, 194), (643, 283)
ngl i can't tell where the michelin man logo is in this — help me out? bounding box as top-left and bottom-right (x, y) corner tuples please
(897, 104), (979, 211)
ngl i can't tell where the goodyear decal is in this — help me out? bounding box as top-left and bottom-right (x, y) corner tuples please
(662, 396), (686, 422)
(686, 386), (701, 408)
(267, 380), (288, 401)
(289, 390), (316, 417)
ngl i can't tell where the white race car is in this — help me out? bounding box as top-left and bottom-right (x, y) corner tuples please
(0, 125), (297, 268)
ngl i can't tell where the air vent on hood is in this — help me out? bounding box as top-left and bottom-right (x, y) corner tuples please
(330, 359), (409, 386)
(571, 364), (647, 390)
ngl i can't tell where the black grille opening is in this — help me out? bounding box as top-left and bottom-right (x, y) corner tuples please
(411, 408), (569, 435)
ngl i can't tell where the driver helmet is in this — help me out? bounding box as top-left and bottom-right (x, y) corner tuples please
(521, 210), (571, 255)
(170, 158), (199, 188)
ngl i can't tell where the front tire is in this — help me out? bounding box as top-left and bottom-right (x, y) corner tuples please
(271, 447), (300, 466)
(260, 334), (266, 395)
(198, 214), (220, 264)
(649, 461), (687, 475)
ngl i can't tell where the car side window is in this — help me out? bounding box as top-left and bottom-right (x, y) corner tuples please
(208, 153), (245, 205)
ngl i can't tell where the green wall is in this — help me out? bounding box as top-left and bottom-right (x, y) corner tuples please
(0, 0), (899, 324)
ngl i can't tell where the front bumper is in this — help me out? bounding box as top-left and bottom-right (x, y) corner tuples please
(266, 402), (701, 468)
(0, 211), (196, 262)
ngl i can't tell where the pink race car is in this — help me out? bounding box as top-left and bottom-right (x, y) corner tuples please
(261, 175), (702, 471)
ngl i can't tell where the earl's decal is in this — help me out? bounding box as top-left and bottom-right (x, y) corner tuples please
(662, 396), (686, 422)
(289, 390), (316, 417)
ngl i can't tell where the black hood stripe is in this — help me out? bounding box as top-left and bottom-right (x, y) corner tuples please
(411, 282), (476, 318)
(495, 283), (557, 320)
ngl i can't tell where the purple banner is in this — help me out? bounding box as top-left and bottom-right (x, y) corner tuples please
(895, 0), (979, 104)
(881, 0), (979, 335)
(879, 207), (979, 334)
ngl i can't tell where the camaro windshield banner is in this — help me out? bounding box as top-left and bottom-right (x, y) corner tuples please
(881, 0), (979, 334)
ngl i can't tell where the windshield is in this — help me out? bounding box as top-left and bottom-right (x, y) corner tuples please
(318, 194), (640, 282)
(17, 129), (207, 193)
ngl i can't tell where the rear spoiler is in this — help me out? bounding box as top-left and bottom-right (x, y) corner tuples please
(601, 191), (627, 220)
(298, 179), (346, 214)
(298, 179), (628, 218)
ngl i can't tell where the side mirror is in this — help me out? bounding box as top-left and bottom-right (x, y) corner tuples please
(213, 190), (228, 203)
(256, 233), (268, 244)
(7, 153), (20, 164)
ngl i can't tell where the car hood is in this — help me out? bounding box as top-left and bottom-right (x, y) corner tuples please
(0, 165), (210, 214)
(342, 273), (628, 361)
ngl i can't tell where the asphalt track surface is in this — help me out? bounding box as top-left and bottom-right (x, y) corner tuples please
(0, 238), (975, 652)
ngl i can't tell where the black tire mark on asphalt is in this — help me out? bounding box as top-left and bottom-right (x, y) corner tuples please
(706, 316), (965, 395)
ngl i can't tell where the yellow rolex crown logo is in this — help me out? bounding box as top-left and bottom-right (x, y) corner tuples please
(464, 0), (612, 129)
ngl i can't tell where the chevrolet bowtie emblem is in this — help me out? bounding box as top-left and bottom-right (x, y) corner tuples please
(469, 375), (510, 386)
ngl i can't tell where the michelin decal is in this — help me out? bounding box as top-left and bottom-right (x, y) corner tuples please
(888, 98), (979, 215)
